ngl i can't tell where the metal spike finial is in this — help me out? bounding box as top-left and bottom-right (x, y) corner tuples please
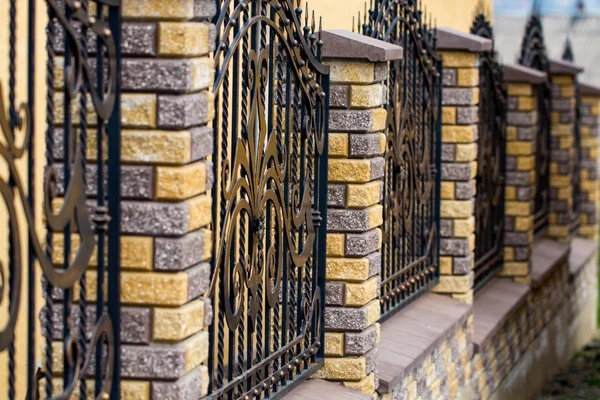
(358, 11), (362, 32)
(311, 10), (316, 34)
(352, 15), (356, 32)
(533, 0), (541, 17)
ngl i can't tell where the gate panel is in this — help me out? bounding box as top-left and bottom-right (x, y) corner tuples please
(208, 1), (329, 398)
(0, 0), (122, 398)
(363, 0), (442, 319)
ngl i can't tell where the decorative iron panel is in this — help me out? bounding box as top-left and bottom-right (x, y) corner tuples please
(362, 0), (442, 320)
(0, 0), (122, 399)
(518, 5), (552, 236)
(470, 13), (507, 291)
(208, 1), (329, 398)
(563, 40), (582, 235)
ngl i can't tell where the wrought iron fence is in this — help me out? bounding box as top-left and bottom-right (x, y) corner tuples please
(563, 40), (582, 236)
(470, 13), (507, 291)
(518, 6), (552, 236)
(0, 0), (122, 399)
(362, 0), (442, 320)
(207, 0), (329, 398)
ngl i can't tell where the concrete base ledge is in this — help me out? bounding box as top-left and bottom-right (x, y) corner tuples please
(286, 379), (373, 400)
(375, 293), (472, 394)
(531, 239), (570, 288)
(569, 237), (598, 278)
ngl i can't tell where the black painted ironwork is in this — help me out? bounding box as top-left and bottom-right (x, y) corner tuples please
(0, 0), (122, 399)
(563, 39), (582, 236)
(362, 0), (442, 320)
(208, 1), (329, 398)
(519, 3), (552, 236)
(470, 13), (507, 291)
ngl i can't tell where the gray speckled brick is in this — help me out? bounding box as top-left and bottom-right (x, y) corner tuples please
(517, 126), (535, 140)
(155, 230), (208, 271)
(345, 229), (381, 256)
(152, 367), (208, 400)
(325, 305), (368, 332)
(551, 150), (571, 163)
(123, 23), (157, 56)
(442, 88), (475, 106)
(559, 112), (574, 124)
(440, 238), (470, 257)
(329, 110), (378, 133)
(326, 282), (345, 306)
(507, 97), (518, 111)
(330, 85), (350, 108)
(327, 184), (346, 208)
(453, 256), (472, 275)
(505, 156), (517, 172)
(202, 297), (213, 328)
(371, 157), (385, 180)
(442, 144), (456, 162)
(194, 0), (218, 19)
(158, 92), (212, 129)
(122, 59), (200, 92)
(504, 232), (529, 246)
(374, 62), (388, 82)
(514, 247), (529, 261)
(516, 187), (533, 201)
(345, 324), (377, 355)
(456, 106), (478, 125)
(506, 171), (531, 186)
(505, 216), (515, 231)
(121, 343), (187, 379)
(440, 219), (453, 237)
(550, 200), (569, 212)
(366, 252), (382, 277)
(365, 347), (379, 374)
(455, 182), (473, 200)
(441, 163), (472, 181)
(507, 111), (535, 126)
(191, 126), (214, 161)
(443, 69), (457, 87)
(187, 263), (212, 301)
(350, 133), (381, 158)
(121, 201), (190, 236)
(552, 99), (573, 112)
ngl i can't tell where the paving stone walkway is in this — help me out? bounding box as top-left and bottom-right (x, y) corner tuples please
(534, 341), (600, 400)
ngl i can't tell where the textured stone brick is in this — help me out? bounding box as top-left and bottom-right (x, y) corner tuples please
(151, 367), (209, 400)
(156, 161), (210, 200)
(153, 299), (209, 341)
(328, 184), (347, 208)
(158, 22), (214, 56)
(329, 133), (349, 157)
(500, 262), (529, 276)
(347, 181), (381, 208)
(440, 238), (470, 257)
(329, 158), (381, 183)
(455, 143), (477, 162)
(123, 23), (157, 56)
(325, 300), (379, 332)
(454, 217), (475, 237)
(456, 106), (479, 125)
(190, 126), (214, 160)
(327, 233), (346, 257)
(442, 88), (478, 106)
(442, 144), (456, 161)
(505, 201), (531, 216)
(327, 205), (383, 232)
(328, 60), (375, 84)
(122, 93), (157, 128)
(432, 273), (473, 294)
(506, 141), (533, 156)
(443, 68), (458, 86)
(507, 111), (535, 126)
(121, 130), (196, 165)
(442, 163), (473, 181)
(441, 182), (455, 199)
(518, 96), (535, 111)
(443, 106), (457, 124)
(122, 381), (151, 400)
(331, 85), (350, 108)
(326, 282), (345, 306)
(441, 200), (472, 218)
(157, 92), (214, 129)
(155, 229), (210, 271)
(329, 109), (387, 133)
(313, 356), (367, 381)
(345, 229), (382, 256)
(326, 257), (375, 282)
(345, 277), (378, 306)
(440, 219), (453, 237)
(442, 125), (476, 143)
(344, 372), (377, 394)
(349, 133), (383, 158)
(455, 181), (473, 200)
(325, 332), (345, 356)
(441, 52), (477, 68)
(453, 256), (473, 275)
(122, 58), (213, 92)
(507, 83), (532, 96)
(457, 68), (479, 87)
(345, 325), (377, 356)
(350, 84), (385, 108)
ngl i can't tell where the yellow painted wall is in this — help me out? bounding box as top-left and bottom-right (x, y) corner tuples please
(0, 0), (46, 397)
(312, 0), (492, 32)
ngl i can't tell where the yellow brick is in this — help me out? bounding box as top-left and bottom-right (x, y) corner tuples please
(552, 75), (574, 85)
(350, 84), (385, 108)
(553, 125), (574, 137)
(518, 96), (535, 111)
(154, 299), (207, 341)
(313, 357), (366, 381)
(515, 216), (532, 231)
(582, 96), (599, 105)
(344, 372), (376, 395)
(547, 225), (570, 238)
(345, 277), (379, 306)
(452, 290), (473, 304)
(191, 58), (215, 91)
(505, 201), (530, 216)
(455, 143), (477, 162)
(122, 381), (150, 400)
(506, 126), (517, 140)
(457, 68), (479, 87)
(558, 186), (572, 200)
(517, 156), (535, 171)
(507, 84), (532, 96)
(327, 233), (346, 257)
(188, 195), (212, 231)
(504, 247), (515, 261)
(325, 332), (345, 356)
(432, 275), (472, 294)
(371, 108), (388, 132)
(441, 200), (472, 219)
(441, 182), (455, 199)
(347, 181), (381, 208)
(505, 186), (516, 200)
(329, 60), (375, 83)
(327, 258), (370, 282)
(368, 204), (384, 229)
(184, 331), (210, 372)
(559, 134), (574, 148)
(202, 228), (212, 261)
(506, 141), (532, 156)
(123, 0), (196, 19)
(442, 107), (457, 124)
(329, 159), (372, 183)
(561, 85), (575, 98)
(441, 51), (477, 67)
(121, 271), (189, 306)
(329, 133), (349, 158)
(365, 299), (380, 326)
(122, 130), (192, 164)
(158, 22), (211, 56)
(440, 257), (453, 275)
(379, 132), (387, 155)
(552, 111), (560, 124)
(442, 125), (475, 143)
(549, 175), (570, 187)
(499, 262), (529, 276)
(122, 93), (157, 128)
(454, 217), (475, 237)
(156, 161), (207, 200)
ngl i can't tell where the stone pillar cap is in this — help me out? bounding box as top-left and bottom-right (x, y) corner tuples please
(321, 30), (403, 62)
(436, 27), (492, 52)
(503, 63), (547, 84)
(549, 58), (584, 75)
(580, 82), (600, 97)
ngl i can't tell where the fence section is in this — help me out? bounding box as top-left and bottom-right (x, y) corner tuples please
(363, 0), (442, 319)
(208, 0), (330, 398)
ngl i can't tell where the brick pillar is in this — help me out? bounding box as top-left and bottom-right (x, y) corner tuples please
(433, 29), (492, 304)
(500, 64), (547, 286)
(579, 83), (600, 240)
(51, 1), (217, 398)
(547, 60), (584, 242)
(310, 30), (402, 395)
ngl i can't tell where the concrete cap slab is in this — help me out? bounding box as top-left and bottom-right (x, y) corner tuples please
(504, 63), (547, 84)
(436, 27), (492, 52)
(580, 82), (600, 97)
(321, 29), (403, 62)
(549, 58), (584, 75)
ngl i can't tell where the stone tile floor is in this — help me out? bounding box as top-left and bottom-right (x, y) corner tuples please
(534, 341), (600, 400)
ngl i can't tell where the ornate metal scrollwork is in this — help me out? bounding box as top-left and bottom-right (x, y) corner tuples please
(208, 1), (329, 398)
(519, 4), (552, 235)
(1, 0), (121, 398)
(362, 0), (442, 319)
(470, 12), (507, 290)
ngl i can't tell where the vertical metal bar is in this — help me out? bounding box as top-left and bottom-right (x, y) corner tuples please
(107, 3), (122, 399)
(435, 59), (443, 283)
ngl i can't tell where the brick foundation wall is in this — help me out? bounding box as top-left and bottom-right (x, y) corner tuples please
(579, 92), (600, 240)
